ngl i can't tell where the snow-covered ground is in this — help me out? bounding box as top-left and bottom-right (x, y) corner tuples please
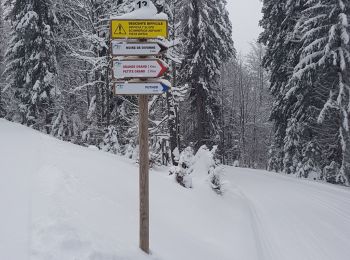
(1, 119), (350, 260)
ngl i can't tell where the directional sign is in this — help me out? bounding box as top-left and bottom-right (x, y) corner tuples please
(110, 20), (168, 39)
(112, 59), (168, 79)
(111, 41), (167, 56)
(114, 81), (170, 95)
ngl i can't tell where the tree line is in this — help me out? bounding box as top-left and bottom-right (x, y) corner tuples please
(4, 0), (348, 188)
(260, 0), (350, 186)
(0, 0), (274, 172)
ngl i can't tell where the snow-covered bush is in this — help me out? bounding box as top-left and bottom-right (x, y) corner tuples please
(150, 151), (162, 168)
(171, 145), (226, 193)
(209, 165), (225, 195)
(170, 146), (194, 188)
(206, 146), (225, 195)
(124, 140), (138, 160)
(323, 161), (343, 185)
(296, 142), (322, 180)
(190, 145), (226, 194)
(100, 126), (120, 155)
(51, 110), (70, 140)
(51, 111), (82, 143)
(149, 139), (164, 167)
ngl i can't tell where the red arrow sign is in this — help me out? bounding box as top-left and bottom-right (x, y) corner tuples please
(112, 59), (168, 79)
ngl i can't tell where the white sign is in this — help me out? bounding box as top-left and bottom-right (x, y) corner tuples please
(114, 81), (170, 95)
(111, 41), (167, 56)
(135, 0), (150, 9)
(113, 59), (168, 79)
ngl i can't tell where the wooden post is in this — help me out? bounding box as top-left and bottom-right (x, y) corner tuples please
(139, 94), (149, 253)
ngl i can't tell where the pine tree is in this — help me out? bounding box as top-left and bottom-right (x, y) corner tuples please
(291, 0), (350, 185)
(179, 0), (235, 150)
(259, 0), (307, 173)
(5, 0), (58, 131)
(163, 0), (185, 165)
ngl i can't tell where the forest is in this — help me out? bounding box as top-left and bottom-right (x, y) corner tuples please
(0, 0), (349, 187)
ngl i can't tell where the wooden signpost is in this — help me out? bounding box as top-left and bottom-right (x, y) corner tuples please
(110, 2), (170, 254)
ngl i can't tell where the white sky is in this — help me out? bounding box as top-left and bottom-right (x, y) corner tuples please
(227, 0), (263, 56)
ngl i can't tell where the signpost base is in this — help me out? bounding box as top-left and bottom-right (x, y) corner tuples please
(139, 94), (150, 254)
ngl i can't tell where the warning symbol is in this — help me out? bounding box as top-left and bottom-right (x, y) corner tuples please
(114, 24), (126, 35)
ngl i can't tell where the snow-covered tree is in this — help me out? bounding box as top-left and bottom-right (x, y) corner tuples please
(0, 0), (8, 118)
(290, 0), (350, 185)
(170, 145), (194, 188)
(207, 145), (225, 195)
(259, 0), (307, 172)
(218, 49), (272, 168)
(179, 0), (235, 149)
(101, 125), (120, 154)
(5, 0), (58, 131)
(51, 110), (70, 139)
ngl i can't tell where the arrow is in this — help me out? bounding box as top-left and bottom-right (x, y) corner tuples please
(111, 41), (168, 56)
(161, 83), (169, 92)
(114, 81), (171, 95)
(113, 59), (168, 79)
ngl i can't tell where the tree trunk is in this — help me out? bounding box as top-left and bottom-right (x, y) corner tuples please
(167, 92), (178, 165)
(196, 85), (206, 150)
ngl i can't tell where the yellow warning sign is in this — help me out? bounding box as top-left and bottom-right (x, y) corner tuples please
(111, 20), (168, 39)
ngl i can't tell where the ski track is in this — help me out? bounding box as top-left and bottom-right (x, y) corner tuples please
(225, 182), (278, 260)
(225, 167), (350, 260)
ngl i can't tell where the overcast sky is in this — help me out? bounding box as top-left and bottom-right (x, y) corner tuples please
(226, 0), (263, 55)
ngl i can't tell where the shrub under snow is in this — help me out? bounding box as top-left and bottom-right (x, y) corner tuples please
(171, 145), (226, 194)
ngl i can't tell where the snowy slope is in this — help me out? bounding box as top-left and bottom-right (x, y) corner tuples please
(1, 119), (350, 260)
(224, 169), (350, 260)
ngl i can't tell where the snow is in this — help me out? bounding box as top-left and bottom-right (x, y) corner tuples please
(1, 119), (350, 260)
(111, 2), (168, 20)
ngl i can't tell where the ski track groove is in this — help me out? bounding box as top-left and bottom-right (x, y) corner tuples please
(226, 182), (277, 260)
(225, 167), (350, 260)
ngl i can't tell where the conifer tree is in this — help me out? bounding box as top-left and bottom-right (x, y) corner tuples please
(259, 0), (307, 172)
(163, 0), (185, 164)
(290, 0), (350, 184)
(5, 0), (58, 131)
(179, 0), (235, 150)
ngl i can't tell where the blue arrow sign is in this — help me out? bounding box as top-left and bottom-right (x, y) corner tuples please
(114, 81), (171, 95)
(161, 83), (170, 93)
